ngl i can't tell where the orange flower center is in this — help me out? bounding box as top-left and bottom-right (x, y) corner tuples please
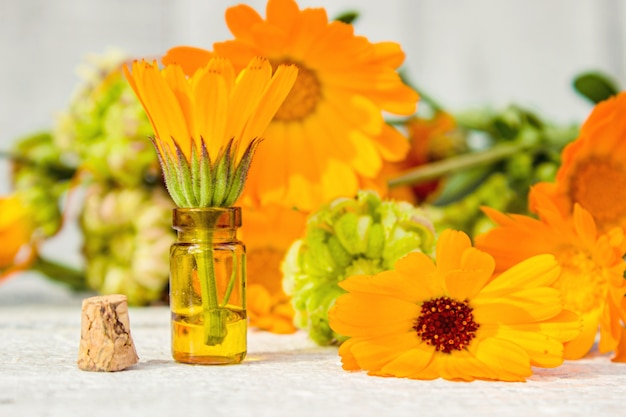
(413, 296), (479, 353)
(272, 60), (321, 122)
(568, 157), (626, 232)
(555, 244), (607, 313)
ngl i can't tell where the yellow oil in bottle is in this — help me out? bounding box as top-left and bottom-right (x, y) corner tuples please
(171, 306), (247, 364)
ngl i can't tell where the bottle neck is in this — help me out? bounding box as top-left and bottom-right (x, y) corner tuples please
(176, 227), (238, 243)
(172, 207), (242, 243)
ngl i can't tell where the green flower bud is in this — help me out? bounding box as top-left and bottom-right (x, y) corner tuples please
(282, 190), (436, 345)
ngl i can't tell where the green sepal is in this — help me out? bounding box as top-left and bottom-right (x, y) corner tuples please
(210, 139), (233, 206)
(190, 140), (201, 204)
(224, 138), (262, 207)
(153, 138), (185, 207)
(199, 139), (212, 207)
(173, 141), (196, 207)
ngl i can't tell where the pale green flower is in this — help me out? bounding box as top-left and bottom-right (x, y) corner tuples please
(81, 183), (174, 305)
(282, 190), (436, 345)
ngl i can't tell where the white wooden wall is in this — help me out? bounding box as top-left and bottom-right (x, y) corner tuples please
(1, 0), (625, 194)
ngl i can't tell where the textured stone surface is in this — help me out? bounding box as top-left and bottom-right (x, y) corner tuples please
(1, 274), (626, 416)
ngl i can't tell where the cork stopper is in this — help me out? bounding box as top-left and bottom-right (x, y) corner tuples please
(77, 294), (139, 372)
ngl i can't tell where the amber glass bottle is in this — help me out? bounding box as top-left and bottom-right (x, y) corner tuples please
(170, 207), (246, 365)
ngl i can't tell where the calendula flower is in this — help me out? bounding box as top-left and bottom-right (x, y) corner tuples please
(243, 204), (308, 334)
(163, 0), (418, 211)
(532, 92), (626, 235)
(283, 190), (435, 345)
(329, 229), (581, 382)
(125, 56), (297, 345)
(475, 187), (626, 359)
(0, 194), (37, 280)
(124, 57), (298, 208)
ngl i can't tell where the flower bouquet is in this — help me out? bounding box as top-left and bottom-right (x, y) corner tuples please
(2, 0), (625, 379)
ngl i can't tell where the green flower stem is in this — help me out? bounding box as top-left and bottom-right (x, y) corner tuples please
(388, 142), (535, 188)
(31, 256), (87, 291)
(196, 211), (228, 346)
(220, 252), (238, 308)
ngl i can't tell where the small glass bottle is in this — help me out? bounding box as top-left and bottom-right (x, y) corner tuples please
(170, 207), (246, 365)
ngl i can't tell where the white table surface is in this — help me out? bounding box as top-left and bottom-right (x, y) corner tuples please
(1, 273), (625, 417)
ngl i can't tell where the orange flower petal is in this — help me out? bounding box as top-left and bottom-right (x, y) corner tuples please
(473, 288), (562, 324)
(445, 247), (495, 300)
(472, 337), (532, 382)
(479, 254), (560, 297)
(350, 333), (422, 373)
(163, 46), (215, 76)
(329, 292), (419, 337)
(378, 343), (434, 378)
(435, 229), (473, 275)
(563, 308), (602, 359)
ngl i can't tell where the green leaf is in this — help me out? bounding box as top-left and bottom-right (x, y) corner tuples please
(334, 10), (359, 24)
(573, 72), (619, 104)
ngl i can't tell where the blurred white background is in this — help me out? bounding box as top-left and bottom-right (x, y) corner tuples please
(0, 0), (624, 266)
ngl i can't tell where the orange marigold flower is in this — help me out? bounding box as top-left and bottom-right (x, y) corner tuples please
(0, 194), (37, 280)
(532, 92), (626, 235)
(242, 204), (308, 334)
(329, 229), (580, 382)
(124, 57), (297, 208)
(163, 0), (418, 211)
(475, 187), (626, 360)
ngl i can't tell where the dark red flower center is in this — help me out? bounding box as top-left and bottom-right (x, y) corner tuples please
(413, 296), (479, 354)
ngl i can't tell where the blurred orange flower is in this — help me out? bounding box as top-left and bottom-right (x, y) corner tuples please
(385, 111), (461, 203)
(475, 187), (626, 359)
(532, 92), (626, 236)
(242, 204), (308, 333)
(612, 298), (626, 363)
(0, 194), (37, 280)
(164, 0), (418, 211)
